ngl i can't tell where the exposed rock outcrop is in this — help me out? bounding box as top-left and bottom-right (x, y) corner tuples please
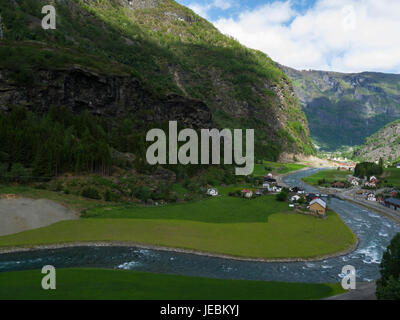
(0, 67), (213, 129)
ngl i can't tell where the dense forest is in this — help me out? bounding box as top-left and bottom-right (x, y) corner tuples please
(0, 107), (243, 187)
(0, 107), (150, 181)
(354, 161), (383, 178)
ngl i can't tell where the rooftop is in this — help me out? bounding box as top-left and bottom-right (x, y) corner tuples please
(310, 198), (326, 209)
(385, 198), (400, 206)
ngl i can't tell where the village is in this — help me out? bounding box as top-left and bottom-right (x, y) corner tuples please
(207, 172), (329, 219)
(205, 159), (400, 223)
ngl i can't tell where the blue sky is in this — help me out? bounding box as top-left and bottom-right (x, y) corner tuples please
(176, 0), (400, 74)
(178, 0), (316, 21)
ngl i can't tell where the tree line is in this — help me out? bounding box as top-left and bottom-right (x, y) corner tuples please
(0, 107), (149, 181)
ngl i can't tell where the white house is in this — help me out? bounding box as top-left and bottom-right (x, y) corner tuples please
(291, 195), (301, 202)
(207, 188), (218, 197)
(364, 181), (376, 188)
(241, 189), (253, 198)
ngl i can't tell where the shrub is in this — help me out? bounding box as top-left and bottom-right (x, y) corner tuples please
(81, 187), (101, 200)
(104, 190), (120, 202)
(34, 182), (47, 190)
(133, 186), (151, 201)
(276, 190), (289, 202)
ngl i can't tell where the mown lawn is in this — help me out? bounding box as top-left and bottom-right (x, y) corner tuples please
(302, 170), (350, 186)
(0, 269), (345, 300)
(0, 196), (357, 260)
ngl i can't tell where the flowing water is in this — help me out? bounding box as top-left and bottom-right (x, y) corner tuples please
(0, 168), (399, 283)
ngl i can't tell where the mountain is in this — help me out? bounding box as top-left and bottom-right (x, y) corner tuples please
(353, 120), (400, 163)
(278, 64), (400, 151)
(0, 0), (314, 163)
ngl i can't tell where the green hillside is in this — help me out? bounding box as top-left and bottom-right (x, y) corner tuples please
(279, 64), (400, 151)
(353, 119), (400, 162)
(0, 0), (314, 165)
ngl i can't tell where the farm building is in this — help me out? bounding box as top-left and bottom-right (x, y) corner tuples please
(309, 198), (326, 216)
(332, 182), (345, 188)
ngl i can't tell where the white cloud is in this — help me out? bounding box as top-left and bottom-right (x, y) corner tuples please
(188, 0), (235, 19)
(212, 0), (233, 10)
(188, 3), (211, 19)
(212, 0), (400, 73)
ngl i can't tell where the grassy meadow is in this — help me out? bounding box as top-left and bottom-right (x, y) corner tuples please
(252, 161), (306, 177)
(0, 195), (356, 260)
(0, 269), (345, 300)
(302, 169), (351, 186)
(381, 168), (400, 187)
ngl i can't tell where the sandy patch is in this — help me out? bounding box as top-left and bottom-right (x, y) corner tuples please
(0, 198), (79, 236)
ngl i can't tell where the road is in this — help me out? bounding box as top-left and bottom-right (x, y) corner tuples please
(335, 187), (400, 224)
(323, 282), (377, 300)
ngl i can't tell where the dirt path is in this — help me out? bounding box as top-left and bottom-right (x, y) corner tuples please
(0, 198), (79, 236)
(323, 282), (377, 300)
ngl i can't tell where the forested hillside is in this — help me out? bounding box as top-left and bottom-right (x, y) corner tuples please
(0, 0), (314, 183)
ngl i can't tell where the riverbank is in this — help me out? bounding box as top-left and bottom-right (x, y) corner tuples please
(1, 168), (398, 286)
(0, 237), (360, 263)
(0, 194), (357, 262)
(300, 168), (400, 225)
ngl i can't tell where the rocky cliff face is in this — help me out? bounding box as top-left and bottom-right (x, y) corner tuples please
(278, 64), (400, 151)
(354, 120), (400, 162)
(0, 67), (213, 129)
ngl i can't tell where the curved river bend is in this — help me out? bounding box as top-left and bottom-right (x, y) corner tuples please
(0, 168), (399, 283)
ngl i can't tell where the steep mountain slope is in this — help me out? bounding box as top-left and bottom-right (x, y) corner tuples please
(279, 64), (400, 151)
(0, 0), (314, 161)
(354, 120), (400, 162)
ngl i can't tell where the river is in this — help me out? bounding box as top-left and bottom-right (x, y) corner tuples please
(0, 168), (399, 283)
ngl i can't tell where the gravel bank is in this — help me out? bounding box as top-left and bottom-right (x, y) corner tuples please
(0, 198), (79, 236)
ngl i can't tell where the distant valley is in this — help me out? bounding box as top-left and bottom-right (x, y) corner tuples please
(278, 64), (400, 151)
(354, 119), (400, 163)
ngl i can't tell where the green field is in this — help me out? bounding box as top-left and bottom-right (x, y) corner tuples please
(302, 170), (350, 186)
(252, 161), (306, 177)
(0, 195), (356, 260)
(0, 269), (345, 300)
(381, 168), (400, 186)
